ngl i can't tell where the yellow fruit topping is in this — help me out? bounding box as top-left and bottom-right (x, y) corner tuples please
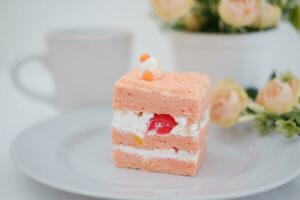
(134, 136), (144, 146)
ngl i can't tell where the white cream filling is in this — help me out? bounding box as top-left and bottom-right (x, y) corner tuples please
(114, 144), (200, 162)
(111, 108), (209, 138)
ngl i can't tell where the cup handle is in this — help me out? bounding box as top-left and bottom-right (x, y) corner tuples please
(10, 55), (56, 106)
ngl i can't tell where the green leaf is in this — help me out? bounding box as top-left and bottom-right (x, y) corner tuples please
(270, 71), (277, 80)
(285, 108), (300, 126)
(280, 71), (295, 82)
(171, 22), (187, 31)
(253, 106), (300, 138)
(245, 107), (256, 115)
(290, 4), (300, 31)
(254, 113), (278, 135)
(245, 87), (258, 100)
(275, 119), (300, 138)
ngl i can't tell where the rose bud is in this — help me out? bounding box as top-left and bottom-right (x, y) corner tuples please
(251, 3), (282, 29)
(151, 0), (194, 22)
(211, 78), (248, 127)
(256, 73), (300, 115)
(218, 0), (258, 27)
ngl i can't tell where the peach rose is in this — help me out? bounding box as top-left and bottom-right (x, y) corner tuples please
(256, 75), (300, 115)
(151, 0), (194, 21)
(218, 0), (259, 27)
(211, 79), (248, 127)
(251, 3), (282, 28)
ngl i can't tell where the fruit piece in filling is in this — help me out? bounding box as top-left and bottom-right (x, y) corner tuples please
(147, 114), (178, 135)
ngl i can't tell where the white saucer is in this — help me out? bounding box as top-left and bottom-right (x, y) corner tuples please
(10, 106), (300, 200)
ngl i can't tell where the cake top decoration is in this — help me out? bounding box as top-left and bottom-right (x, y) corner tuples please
(139, 53), (162, 81)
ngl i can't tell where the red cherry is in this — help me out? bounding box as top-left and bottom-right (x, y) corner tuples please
(147, 114), (177, 135)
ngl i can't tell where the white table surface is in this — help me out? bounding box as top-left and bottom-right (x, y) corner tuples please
(1, 0), (300, 199)
(2, 63), (300, 200)
(1, 50), (300, 200)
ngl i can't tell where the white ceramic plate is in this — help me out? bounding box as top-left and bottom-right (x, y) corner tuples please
(10, 106), (300, 200)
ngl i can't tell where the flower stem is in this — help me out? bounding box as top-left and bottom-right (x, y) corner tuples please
(238, 115), (256, 123)
(248, 102), (265, 113)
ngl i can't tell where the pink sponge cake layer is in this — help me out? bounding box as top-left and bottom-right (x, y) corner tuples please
(113, 69), (210, 123)
(111, 124), (209, 152)
(113, 144), (206, 176)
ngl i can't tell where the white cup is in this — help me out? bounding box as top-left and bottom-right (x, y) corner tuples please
(11, 28), (132, 110)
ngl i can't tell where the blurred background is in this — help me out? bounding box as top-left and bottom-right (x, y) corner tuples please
(1, 1), (170, 199)
(0, 0), (169, 150)
(0, 0), (172, 70)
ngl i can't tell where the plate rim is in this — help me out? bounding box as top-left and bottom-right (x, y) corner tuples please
(9, 106), (300, 200)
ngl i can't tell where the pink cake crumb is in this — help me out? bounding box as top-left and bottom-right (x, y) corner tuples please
(113, 69), (210, 123)
(113, 145), (206, 177)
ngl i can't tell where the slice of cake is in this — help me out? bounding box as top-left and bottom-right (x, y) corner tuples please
(111, 54), (210, 176)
